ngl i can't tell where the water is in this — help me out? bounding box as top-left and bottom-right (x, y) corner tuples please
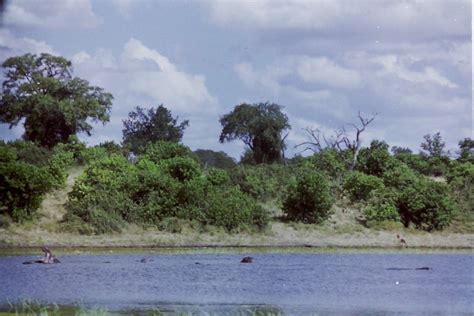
(0, 252), (473, 314)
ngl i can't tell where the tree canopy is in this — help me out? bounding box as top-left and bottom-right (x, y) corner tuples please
(421, 132), (447, 158)
(219, 102), (290, 164)
(0, 53), (113, 148)
(122, 105), (189, 154)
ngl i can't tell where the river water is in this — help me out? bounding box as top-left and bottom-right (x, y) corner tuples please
(0, 251), (472, 314)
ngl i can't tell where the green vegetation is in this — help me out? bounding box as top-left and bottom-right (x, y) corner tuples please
(63, 142), (268, 234)
(0, 140), (72, 223)
(283, 167), (334, 224)
(0, 53), (472, 236)
(219, 102), (290, 164)
(0, 53), (112, 148)
(122, 105), (189, 154)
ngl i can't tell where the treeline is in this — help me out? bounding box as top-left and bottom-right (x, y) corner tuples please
(0, 53), (472, 234)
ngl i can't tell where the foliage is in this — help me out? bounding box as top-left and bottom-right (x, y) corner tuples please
(206, 168), (231, 186)
(122, 105), (188, 154)
(356, 140), (392, 177)
(363, 188), (400, 222)
(283, 168), (334, 224)
(0, 53), (113, 148)
(420, 132), (447, 158)
(0, 141), (72, 222)
(64, 143), (269, 233)
(140, 141), (195, 163)
(397, 179), (456, 231)
(457, 138), (474, 164)
(381, 161), (418, 189)
(229, 163), (292, 201)
(343, 171), (385, 202)
(219, 102), (290, 164)
(194, 149), (237, 169)
(393, 152), (430, 175)
(308, 148), (346, 180)
(391, 146), (412, 155)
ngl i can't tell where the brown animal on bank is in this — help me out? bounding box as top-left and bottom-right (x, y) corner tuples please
(397, 234), (408, 248)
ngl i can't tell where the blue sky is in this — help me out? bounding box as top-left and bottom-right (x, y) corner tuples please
(0, 0), (472, 159)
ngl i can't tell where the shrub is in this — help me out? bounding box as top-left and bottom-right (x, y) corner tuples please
(343, 171), (385, 202)
(394, 153), (430, 175)
(0, 142), (71, 223)
(283, 170), (334, 224)
(157, 157), (202, 182)
(363, 188), (400, 222)
(308, 149), (346, 180)
(357, 140), (392, 177)
(198, 186), (268, 232)
(381, 161), (418, 189)
(64, 146), (270, 233)
(140, 141), (195, 163)
(206, 168), (231, 186)
(397, 179), (456, 231)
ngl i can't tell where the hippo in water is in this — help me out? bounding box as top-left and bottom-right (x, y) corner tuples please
(240, 256), (253, 263)
(23, 246), (60, 264)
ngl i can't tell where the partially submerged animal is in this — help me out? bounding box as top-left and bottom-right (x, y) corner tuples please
(240, 256), (253, 263)
(22, 246), (60, 264)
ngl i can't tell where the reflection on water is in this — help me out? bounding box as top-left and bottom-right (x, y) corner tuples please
(0, 253), (472, 315)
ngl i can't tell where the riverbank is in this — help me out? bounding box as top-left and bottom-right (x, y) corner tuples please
(1, 221), (473, 251)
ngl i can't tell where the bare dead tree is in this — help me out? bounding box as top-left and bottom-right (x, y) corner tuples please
(296, 127), (345, 154)
(295, 111), (377, 171)
(343, 111), (377, 171)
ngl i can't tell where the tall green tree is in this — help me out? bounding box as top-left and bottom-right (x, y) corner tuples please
(219, 102), (290, 164)
(421, 132), (447, 157)
(0, 53), (113, 148)
(457, 138), (474, 163)
(122, 105), (188, 154)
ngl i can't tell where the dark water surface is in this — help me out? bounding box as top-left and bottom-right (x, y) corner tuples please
(0, 252), (473, 314)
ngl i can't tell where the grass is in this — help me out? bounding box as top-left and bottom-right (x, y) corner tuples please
(2, 300), (287, 316)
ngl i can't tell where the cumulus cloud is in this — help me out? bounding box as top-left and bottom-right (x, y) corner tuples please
(3, 0), (100, 29)
(208, 0), (470, 41)
(296, 57), (361, 89)
(0, 30), (56, 61)
(373, 55), (458, 88)
(70, 38), (219, 148)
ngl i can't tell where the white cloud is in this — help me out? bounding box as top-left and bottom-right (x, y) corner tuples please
(208, 0), (470, 40)
(0, 30), (56, 61)
(296, 57), (361, 89)
(69, 38), (219, 148)
(4, 0), (100, 29)
(374, 55), (458, 88)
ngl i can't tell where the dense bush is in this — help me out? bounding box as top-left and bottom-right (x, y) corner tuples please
(0, 141), (72, 222)
(229, 164), (291, 201)
(343, 171), (385, 202)
(64, 142), (269, 234)
(357, 140), (392, 177)
(283, 169), (334, 224)
(397, 179), (456, 231)
(363, 188), (400, 222)
(308, 149), (346, 180)
(393, 153), (430, 175)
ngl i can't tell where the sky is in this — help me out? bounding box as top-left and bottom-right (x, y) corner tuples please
(0, 0), (472, 159)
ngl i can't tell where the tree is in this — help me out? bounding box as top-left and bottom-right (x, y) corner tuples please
(391, 146), (413, 155)
(297, 111), (376, 171)
(0, 53), (113, 148)
(420, 132), (447, 157)
(219, 102), (290, 164)
(193, 149), (236, 170)
(122, 105), (189, 154)
(457, 138), (474, 163)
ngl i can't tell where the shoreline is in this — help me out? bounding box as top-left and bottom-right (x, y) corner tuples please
(1, 224), (473, 254)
